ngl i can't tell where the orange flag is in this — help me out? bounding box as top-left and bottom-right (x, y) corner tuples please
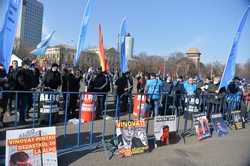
(98, 24), (110, 72)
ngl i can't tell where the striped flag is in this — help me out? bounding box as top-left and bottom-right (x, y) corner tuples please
(30, 31), (55, 56)
(98, 24), (109, 72)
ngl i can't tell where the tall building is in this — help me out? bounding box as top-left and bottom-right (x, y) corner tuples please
(16, 0), (43, 49)
(125, 33), (134, 60)
(117, 33), (134, 60)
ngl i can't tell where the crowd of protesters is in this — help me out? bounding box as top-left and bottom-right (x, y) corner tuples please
(0, 58), (249, 127)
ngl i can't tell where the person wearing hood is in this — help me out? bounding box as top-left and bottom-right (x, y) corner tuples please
(42, 63), (61, 90)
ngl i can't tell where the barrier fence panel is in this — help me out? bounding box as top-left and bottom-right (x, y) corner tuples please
(0, 90), (248, 160)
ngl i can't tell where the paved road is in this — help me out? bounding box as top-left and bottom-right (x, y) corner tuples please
(59, 124), (250, 166)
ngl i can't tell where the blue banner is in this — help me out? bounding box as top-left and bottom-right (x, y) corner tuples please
(120, 18), (128, 73)
(219, 6), (250, 89)
(0, 0), (21, 71)
(31, 31), (55, 56)
(73, 0), (93, 66)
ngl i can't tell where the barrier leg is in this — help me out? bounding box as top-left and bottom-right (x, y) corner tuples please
(102, 94), (108, 142)
(77, 93), (83, 147)
(64, 93), (70, 148)
(32, 92), (36, 128)
(113, 96), (120, 140)
(49, 93), (52, 127)
(128, 94), (132, 120)
(138, 94), (143, 120)
(90, 95), (95, 145)
(14, 92), (18, 127)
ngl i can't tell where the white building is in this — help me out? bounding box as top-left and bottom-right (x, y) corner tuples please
(37, 45), (75, 65)
(16, 0), (43, 49)
(10, 54), (23, 67)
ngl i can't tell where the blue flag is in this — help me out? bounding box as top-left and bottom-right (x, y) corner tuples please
(219, 6), (250, 89)
(73, 0), (93, 66)
(30, 31), (55, 56)
(120, 18), (128, 73)
(0, 0), (21, 71)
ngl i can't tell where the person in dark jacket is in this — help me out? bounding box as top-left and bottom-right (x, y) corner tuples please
(16, 60), (34, 123)
(30, 60), (40, 88)
(89, 67), (110, 118)
(115, 72), (133, 113)
(161, 76), (174, 115)
(0, 64), (8, 127)
(42, 63), (61, 90)
(7, 60), (19, 113)
(173, 76), (186, 115)
(62, 68), (80, 118)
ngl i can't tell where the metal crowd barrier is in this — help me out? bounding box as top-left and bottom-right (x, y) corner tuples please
(0, 90), (247, 159)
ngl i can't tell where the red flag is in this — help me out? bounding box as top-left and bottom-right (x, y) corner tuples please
(98, 24), (110, 72)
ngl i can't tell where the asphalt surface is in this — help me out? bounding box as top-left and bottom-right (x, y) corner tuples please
(58, 123), (250, 166)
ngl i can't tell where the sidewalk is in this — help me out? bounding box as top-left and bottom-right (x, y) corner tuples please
(59, 124), (250, 166)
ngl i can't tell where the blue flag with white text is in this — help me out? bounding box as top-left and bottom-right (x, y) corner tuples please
(0, 0), (21, 71)
(30, 31), (55, 56)
(73, 0), (92, 66)
(120, 18), (128, 73)
(219, 6), (250, 89)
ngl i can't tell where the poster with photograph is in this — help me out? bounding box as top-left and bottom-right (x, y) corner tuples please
(6, 127), (58, 166)
(154, 115), (177, 143)
(211, 114), (229, 137)
(193, 112), (211, 141)
(232, 110), (245, 130)
(116, 120), (148, 157)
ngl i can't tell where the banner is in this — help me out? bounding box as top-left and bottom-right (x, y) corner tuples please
(98, 24), (109, 72)
(193, 112), (211, 141)
(211, 113), (229, 137)
(231, 110), (245, 130)
(73, 0), (93, 66)
(154, 115), (177, 145)
(0, 0), (21, 71)
(219, 6), (250, 89)
(31, 31), (55, 56)
(119, 18), (128, 73)
(6, 127), (58, 166)
(116, 120), (148, 157)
